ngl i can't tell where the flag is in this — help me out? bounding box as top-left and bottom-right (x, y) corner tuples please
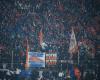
(25, 38), (29, 69)
(39, 29), (43, 46)
(68, 64), (75, 80)
(28, 52), (45, 67)
(69, 27), (78, 55)
(39, 29), (47, 50)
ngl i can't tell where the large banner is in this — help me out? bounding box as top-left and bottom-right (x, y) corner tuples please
(46, 53), (57, 65)
(28, 52), (45, 67)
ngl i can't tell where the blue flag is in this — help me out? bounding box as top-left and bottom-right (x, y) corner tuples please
(68, 64), (76, 80)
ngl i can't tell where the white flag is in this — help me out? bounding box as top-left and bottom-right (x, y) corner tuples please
(69, 28), (78, 54)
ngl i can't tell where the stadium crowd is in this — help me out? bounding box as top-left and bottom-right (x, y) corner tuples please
(0, 0), (100, 80)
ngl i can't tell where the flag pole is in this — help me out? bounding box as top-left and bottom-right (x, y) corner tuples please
(11, 50), (13, 69)
(25, 38), (29, 69)
(78, 50), (80, 65)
